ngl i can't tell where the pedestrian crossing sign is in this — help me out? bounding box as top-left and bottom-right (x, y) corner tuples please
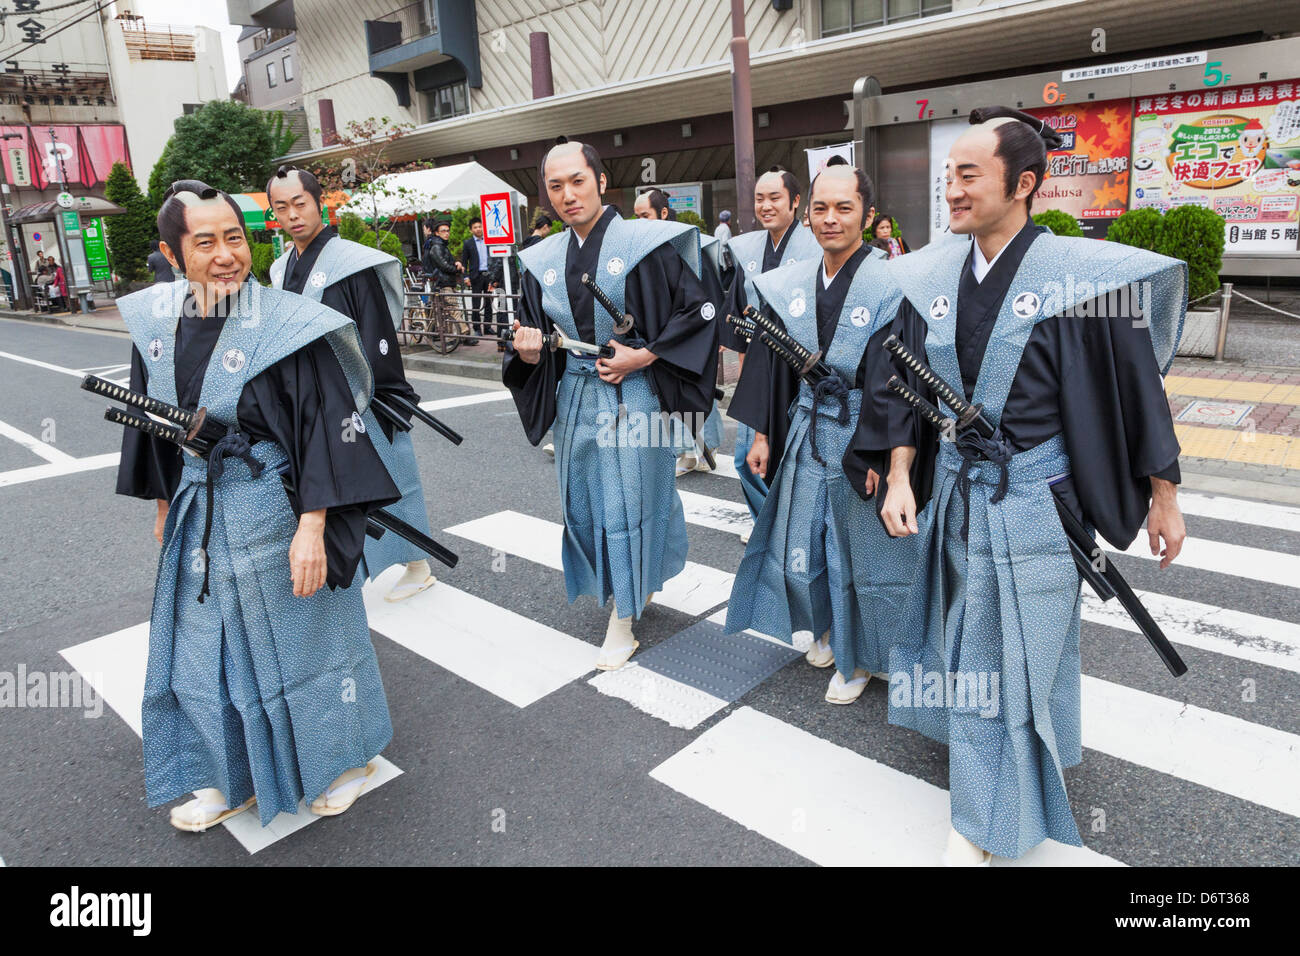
(480, 192), (515, 244)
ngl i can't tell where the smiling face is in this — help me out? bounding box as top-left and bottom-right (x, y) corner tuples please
(161, 200), (250, 303)
(808, 167), (865, 257)
(946, 124), (1034, 236)
(542, 143), (606, 229)
(267, 170), (324, 244)
(754, 171), (798, 236)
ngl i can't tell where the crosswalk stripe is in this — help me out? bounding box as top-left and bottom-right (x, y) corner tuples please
(58, 623), (403, 854)
(1081, 675), (1300, 819)
(454, 499), (1300, 816)
(1083, 588), (1300, 675)
(1120, 534), (1300, 588)
(0, 419), (74, 463)
(678, 489), (751, 535)
(363, 565), (597, 707)
(589, 663), (730, 729)
(650, 706), (1124, 866)
(1176, 490), (1300, 533)
(444, 510), (734, 616)
(0, 452), (119, 489)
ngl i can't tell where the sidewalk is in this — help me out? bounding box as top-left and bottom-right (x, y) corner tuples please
(0, 304), (126, 334)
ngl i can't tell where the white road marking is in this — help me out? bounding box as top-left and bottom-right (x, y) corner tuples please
(420, 391), (513, 412)
(0, 419), (73, 463)
(1081, 675), (1300, 819)
(445, 510), (734, 616)
(1083, 588), (1300, 674)
(0, 348), (88, 379)
(1120, 534), (1300, 589)
(59, 623), (402, 854)
(363, 565), (597, 707)
(650, 706), (1123, 866)
(0, 452), (120, 488)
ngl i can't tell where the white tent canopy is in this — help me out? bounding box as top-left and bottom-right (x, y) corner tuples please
(339, 161), (516, 220)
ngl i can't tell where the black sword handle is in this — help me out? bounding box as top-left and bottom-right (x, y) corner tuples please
(385, 393), (464, 446)
(726, 312), (756, 343)
(105, 406), (204, 452)
(580, 273), (634, 335)
(84, 374), (198, 431)
(881, 335), (996, 438)
(744, 305), (835, 380)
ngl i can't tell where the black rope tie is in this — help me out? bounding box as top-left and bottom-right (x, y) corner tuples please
(809, 376), (850, 466)
(954, 427), (1015, 539)
(197, 428), (264, 604)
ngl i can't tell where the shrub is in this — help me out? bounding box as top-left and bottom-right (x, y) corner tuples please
(250, 242), (275, 285)
(1032, 209), (1084, 237)
(1155, 205), (1225, 301)
(676, 209), (706, 231)
(1106, 207), (1164, 251)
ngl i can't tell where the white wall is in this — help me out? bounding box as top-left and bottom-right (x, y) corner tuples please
(105, 23), (230, 187)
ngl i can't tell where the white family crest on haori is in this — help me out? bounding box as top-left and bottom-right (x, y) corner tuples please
(1012, 290), (1041, 318)
(222, 348), (246, 373)
(850, 306), (871, 327)
(929, 295), (950, 320)
(701, 302), (716, 321)
(543, 268), (558, 286)
(309, 271), (328, 289)
(606, 256), (625, 276)
(148, 338), (164, 361)
(379, 338), (389, 356)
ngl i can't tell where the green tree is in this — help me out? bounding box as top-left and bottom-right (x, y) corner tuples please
(264, 110), (300, 159)
(1032, 209), (1084, 237)
(102, 161), (153, 286)
(250, 241), (275, 285)
(147, 142), (172, 216)
(158, 100), (275, 194)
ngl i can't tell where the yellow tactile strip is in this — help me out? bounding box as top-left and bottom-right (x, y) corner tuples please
(1174, 423), (1300, 469)
(1164, 375), (1300, 406)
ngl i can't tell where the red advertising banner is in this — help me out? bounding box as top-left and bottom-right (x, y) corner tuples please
(0, 125), (130, 190)
(1131, 79), (1300, 252)
(1025, 98), (1133, 238)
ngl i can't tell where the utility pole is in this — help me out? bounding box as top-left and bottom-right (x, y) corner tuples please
(47, 127), (90, 315)
(729, 0), (757, 233)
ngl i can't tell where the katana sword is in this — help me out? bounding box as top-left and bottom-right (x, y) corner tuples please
(579, 273), (634, 335)
(725, 312), (756, 344)
(740, 305), (839, 383)
(372, 393), (463, 446)
(500, 325), (614, 359)
(91, 381), (459, 569)
(580, 273), (717, 469)
(880, 340), (1188, 678)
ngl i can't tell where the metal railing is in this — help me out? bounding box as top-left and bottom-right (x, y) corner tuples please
(369, 1), (438, 54)
(401, 285), (518, 355)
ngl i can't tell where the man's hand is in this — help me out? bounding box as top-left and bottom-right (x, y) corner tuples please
(881, 447), (918, 537)
(153, 498), (169, 546)
(596, 341), (655, 385)
(746, 433), (770, 481)
(863, 469), (880, 498)
(1147, 476), (1185, 569)
(455, 261), (465, 272)
(512, 320), (544, 364)
(290, 509), (328, 598)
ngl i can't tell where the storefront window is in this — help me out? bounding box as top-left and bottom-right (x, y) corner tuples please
(822, 0), (950, 36)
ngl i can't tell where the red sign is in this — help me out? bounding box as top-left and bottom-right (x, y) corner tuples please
(0, 124), (130, 190)
(479, 192), (514, 245)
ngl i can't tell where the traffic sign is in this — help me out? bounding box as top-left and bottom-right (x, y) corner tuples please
(480, 192), (514, 245)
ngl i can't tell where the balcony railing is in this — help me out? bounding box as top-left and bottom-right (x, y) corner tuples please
(369, 1), (438, 54)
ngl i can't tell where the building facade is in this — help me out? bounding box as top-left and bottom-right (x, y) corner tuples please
(228, 0), (1300, 259)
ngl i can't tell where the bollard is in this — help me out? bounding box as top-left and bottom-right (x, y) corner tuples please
(1214, 282), (1233, 363)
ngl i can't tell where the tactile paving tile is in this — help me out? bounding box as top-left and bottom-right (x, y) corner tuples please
(636, 618), (802, 701)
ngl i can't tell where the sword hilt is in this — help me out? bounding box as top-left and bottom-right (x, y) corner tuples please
(881, 335), (994, 439)
(83, 374), (197, 431)
(726, 313), (756, 342)
(581, 273), (634, 335)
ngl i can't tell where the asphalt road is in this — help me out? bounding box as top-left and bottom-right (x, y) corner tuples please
(0, 316), (1297, 867)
